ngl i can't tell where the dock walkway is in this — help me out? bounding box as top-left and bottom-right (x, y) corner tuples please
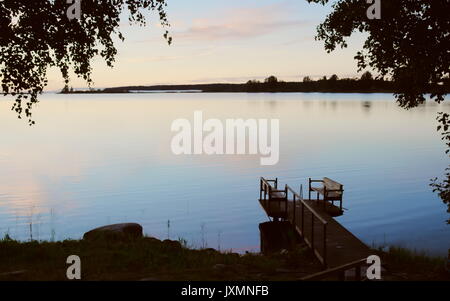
(259, 177), (372, 271)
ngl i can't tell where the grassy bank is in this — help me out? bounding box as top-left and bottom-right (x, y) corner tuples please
(0, 236), (321, 281)
(375, 246), (449, 281)
(0, 236), (448, 281)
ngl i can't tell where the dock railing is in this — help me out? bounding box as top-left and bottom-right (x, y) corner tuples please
(301, 258), (368, 281)
(260, 178), (329, 268)
(285, 184), (328, 268)
(259, 178), (372, 278)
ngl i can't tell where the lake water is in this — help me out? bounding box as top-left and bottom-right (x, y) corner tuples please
(0, 93), (448, 255)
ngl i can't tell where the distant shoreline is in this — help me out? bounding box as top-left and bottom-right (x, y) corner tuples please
(57, 76), (398, 95)
(61, 81), (398, 94)
(60, 76), (449, 95)
(63, 89), (397, 94)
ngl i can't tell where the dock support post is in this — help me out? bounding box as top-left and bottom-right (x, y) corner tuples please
(355, 266), (361, 281)
(323, 223), (327, 268)
(311, 212), (314, 250)
(285, 185), (288, 219)
(293, 195), (296, 226)
(259, 179), (262, 200)
(301, 202), (304, 235)
(308, 178), (311, 199)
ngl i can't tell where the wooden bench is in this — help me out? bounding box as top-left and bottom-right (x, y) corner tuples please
(309, 177), (344, 211)
(259, 177), (288, 220)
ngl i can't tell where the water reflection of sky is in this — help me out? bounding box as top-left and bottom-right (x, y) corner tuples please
(0, 93), (448, 255)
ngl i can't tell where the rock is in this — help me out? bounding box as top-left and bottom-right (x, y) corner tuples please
(83, 223), (143, 241)
(204, 248), (218, 253)
(143, 237), (161, 244)
(162, 239), (182, 249)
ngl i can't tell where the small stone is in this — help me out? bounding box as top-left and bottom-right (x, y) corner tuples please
(162, 239), (182, 249)
(204, 248), (218, 253)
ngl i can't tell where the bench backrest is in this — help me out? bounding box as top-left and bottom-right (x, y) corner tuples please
(261, 180), (272, 194)
(323, 177), (343, 191)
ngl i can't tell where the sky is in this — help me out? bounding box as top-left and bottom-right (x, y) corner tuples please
(46, 0), (368, 91)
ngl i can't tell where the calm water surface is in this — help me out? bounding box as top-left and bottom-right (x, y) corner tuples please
(0, 93), (448, 255)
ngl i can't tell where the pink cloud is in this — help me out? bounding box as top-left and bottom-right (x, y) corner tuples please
(175, 2), (311, 41)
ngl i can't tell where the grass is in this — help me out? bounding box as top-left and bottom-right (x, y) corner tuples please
(0, 235), (448, 281)
(0, 235), (321, 281)
(375, 246), (449, 281)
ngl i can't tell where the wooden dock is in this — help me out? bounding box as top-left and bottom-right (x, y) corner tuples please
(259, 177), (372, 278)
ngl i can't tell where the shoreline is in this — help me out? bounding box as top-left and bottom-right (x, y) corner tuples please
(58, 77), (449, 95)
(1, 236), (448, 281)
(61, 90), (398, 95)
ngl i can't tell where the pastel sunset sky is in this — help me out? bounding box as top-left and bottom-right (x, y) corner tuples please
(46, 0), (368, 90)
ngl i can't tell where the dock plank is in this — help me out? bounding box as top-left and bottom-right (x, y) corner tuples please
(294, 199), (371, 268)
(259, 197), (371, 269)
(259, 177), (371, 269)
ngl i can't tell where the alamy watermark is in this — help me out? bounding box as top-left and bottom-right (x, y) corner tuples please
(366, 255), (382, 280)
(66, 0), (81, 21)
(170, 111), (280, 166)
(366, 0), (381, 20)
(65, 0), (133, 21)
(66, 1), (381, 22)
(66, 255), (81, 280)
(64, 254), (381, 280)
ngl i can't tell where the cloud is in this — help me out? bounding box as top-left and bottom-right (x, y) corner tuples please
(174, 2), (310, 42)
(123, 48), (216, 63)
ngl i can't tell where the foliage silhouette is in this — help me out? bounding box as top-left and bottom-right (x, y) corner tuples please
(360, 71), (373, 81)
(329, 74), (338, 81)
(0, 0), (171, 125)
(88, 75), (408, 93)
(303, 76), (312, 83)
(307, 0), (450, 222)
(431, 168), (450, 224)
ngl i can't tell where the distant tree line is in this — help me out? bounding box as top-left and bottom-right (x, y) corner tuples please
(82, 71), (448, 94)
(243, 72), (408, 93)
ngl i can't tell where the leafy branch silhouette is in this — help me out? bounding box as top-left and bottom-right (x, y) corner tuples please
(0, 0), (171, 125)
(306, 0), (449, 222)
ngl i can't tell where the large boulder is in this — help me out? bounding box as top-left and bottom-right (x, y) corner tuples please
(83, 223), (143, 241)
